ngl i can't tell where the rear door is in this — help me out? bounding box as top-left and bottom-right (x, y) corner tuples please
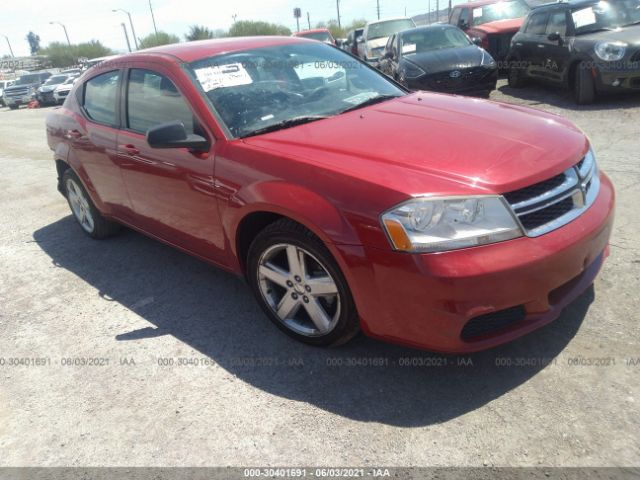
(115, 64), (225, 262)
(69, 69), (131, 217)
(520, 10), (550, 78)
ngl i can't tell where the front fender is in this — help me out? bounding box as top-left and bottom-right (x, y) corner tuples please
(226, 181), (362, 257)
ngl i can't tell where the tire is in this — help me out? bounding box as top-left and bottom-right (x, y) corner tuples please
(62, 169), (120, 239)
(507, 60), (527, 88)
(574, 61), (595, 105)
(247, 218), (360, 347)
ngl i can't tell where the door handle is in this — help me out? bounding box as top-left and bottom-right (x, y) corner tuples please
(120, 144), (140, 156)
(64, 129), (82, 140)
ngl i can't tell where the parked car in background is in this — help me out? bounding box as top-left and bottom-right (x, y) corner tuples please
(507, 0), (640, 104)
(346, 28), (365, 56)
(0, 79), (15, 106)
(379, 25), (498, 96)
(293, 28), (336, 45)
(449, 0), (531, 62)
(3, 71), (51, 109)
(46, 37), (614, 352)
(36, 74), (73, 106)
(359, 17), (417, 63)
(53, 75), (80, 104)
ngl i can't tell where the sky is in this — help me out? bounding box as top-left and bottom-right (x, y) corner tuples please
(0, 0), (452, 57)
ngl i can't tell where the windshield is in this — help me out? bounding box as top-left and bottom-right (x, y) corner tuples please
(44, 75), (68, 86)
(572, 0), (640, 34)
(300, 31), (333, 42)
(368, 19), (415, 40)
(15, 74), (43, 85)
(188, 42), (405, 138)
(401, 27), (472, 54)
(472, 0), (530, 25)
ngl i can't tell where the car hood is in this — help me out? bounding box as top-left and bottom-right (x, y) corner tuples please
(470, 17), (523, 34)
(574, 24), (640, 45)
(55, 84), (73, 92)
(4, 83), (39, 92)
(242, 93), (588, 195)
(39, 85), (57, 92)
(405, 45), (492, 72)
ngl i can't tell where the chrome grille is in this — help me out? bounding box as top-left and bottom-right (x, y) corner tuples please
(4, 87), (30, 98)
(504, 151), (600, 237)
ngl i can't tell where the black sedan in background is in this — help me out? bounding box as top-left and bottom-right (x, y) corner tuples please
(378, 25), (498, 96)
(507, 0), (640, 104)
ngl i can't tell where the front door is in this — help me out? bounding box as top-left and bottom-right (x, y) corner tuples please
(116, 67), (225, 263)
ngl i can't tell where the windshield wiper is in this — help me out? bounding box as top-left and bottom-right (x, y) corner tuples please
(241, 115), (331, 138)
(339, 94), (402, 115)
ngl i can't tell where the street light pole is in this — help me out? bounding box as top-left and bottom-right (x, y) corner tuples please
(148, 0), (158, 35)
(336, 0), (341, 29)
(50, 22), (71, 46)
(121, 23), (131, 52)
(1, 35), (14, 57)
(113, 9), (138, 49)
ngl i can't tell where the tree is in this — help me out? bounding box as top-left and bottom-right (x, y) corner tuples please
(26, 31), (41, 55)
(38, 40), (113, 68)
(227, 20), (291, 37)
(138, 31), (180, 49)
(185, 25), (220, 41)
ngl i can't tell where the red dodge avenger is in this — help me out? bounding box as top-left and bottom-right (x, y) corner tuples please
(46, 37), (614, 352)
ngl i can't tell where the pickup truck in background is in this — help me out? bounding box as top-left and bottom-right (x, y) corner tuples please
(3, 72), (51, 109)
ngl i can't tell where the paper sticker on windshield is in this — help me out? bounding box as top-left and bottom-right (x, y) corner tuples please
(194, 63), (253, 92)
(402, 43), (417, 54)
(572, 8), (596, 28)
(473, 7), (483, 18)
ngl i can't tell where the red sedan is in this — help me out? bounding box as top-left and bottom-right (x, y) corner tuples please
(46, 37), (614, 352)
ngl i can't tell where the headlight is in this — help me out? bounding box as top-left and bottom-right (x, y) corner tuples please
(481, 51), (497, 67)
(381, 196), (523, 253)
(595, 41), (627, 61)
(401, 61), (426, 79)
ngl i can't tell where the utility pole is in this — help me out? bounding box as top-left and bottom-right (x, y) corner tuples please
(307, 12), (311, 29)
(336, 0), (341, 29)
(149, 0), (158, 35)
(436, 0), (439, 22)
(377, 0), (381, 19)
(428, 0), (431, 23)
(121, 23), (131, 52)
(448, 0), (452, 19)
(50, 22), (71, 46)
(113, 9), (138, 49)
(1, 35), (14, 57)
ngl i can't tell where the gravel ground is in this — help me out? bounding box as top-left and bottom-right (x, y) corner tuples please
(0, 80), (639, 468)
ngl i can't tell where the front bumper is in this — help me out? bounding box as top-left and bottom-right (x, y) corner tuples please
(595, 62), (640, 92)
(335, 172), (615, 353)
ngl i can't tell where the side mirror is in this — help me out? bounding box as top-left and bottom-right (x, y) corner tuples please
(459, 21), (469, 30)
(472, 37), (483, 46)
(357, 37), (365, 44)
(547, 32), (562, 42)
(382, 50), (393, 60)
(147, 121), (209, 152)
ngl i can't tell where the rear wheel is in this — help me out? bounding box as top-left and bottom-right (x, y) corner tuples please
(507, 60), (527, 88)
(63, 169), (120, 239)
(574, 61), (595, 105)
(247, 219), (359, 347)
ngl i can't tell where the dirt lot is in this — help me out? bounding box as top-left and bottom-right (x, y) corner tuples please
(1, 80), (639, 468)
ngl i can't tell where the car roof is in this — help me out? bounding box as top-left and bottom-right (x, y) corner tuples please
(121, 36), (315, 63)
(532, 0), (598, 10)
(367, 17), (414, 25)
(294, 28), (331, 35)
(454, 0), (523, 9)
(400, 24), (459, 35)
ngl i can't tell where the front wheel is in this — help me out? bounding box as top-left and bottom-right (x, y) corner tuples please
(247, 219), (359, 347)
(574, 61), (595, 105)
(507, 60), (527, 88)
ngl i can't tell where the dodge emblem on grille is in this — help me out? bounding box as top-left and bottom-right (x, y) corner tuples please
(449, 70), (461, 78)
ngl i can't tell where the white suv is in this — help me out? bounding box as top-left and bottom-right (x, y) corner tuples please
(358, 17), (416, 63)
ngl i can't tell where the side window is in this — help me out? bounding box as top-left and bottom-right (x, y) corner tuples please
(83, 70), (119, 126)
(385, 35), (395, 56)
(459, 8), (471, 28)
(546, 11), (567, 36)
(525, 12), (550, 34)
(126, 69), (194, 134)
(450, 8), (461, 26)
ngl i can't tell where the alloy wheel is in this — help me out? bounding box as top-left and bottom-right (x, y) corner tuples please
(257, 243), (341, 337)
(66, 178), (95, 233)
